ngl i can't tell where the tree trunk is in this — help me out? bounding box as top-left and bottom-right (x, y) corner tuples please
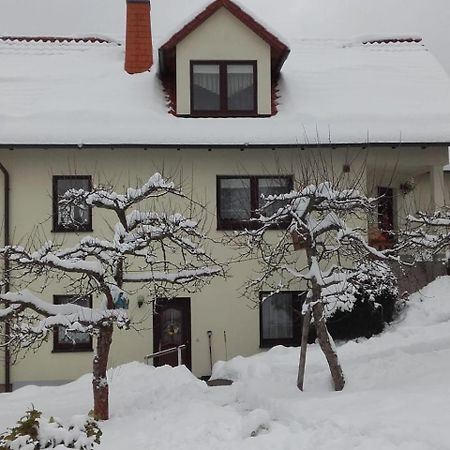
(312, 302), (345, 391)
(297, 308), (311, 391)
(93, 325), (113, 420)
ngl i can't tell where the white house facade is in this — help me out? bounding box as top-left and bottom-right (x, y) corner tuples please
(0, 0), (450, 390)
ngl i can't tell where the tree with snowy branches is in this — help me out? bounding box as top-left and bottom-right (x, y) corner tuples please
(405, 209), (450, 255)
(0, 173), (224, 420)
(239, 178), (398, 392)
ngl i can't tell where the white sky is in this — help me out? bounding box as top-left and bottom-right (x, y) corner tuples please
(1, 0), (450, 75)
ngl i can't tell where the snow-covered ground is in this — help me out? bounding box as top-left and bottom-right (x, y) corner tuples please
(1, 277), (450, 449)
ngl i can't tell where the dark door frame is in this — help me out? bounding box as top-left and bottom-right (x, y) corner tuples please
(153, 297), (192, 370)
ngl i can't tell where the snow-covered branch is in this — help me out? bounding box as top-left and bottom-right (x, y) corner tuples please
(0, 290), (128, 328)
(61, 173), (179, 229)
(0, 244), (104, 277)
(404, 209), (450, 255)
(240, 181), (399, 313)
(123, 266), (222, 284)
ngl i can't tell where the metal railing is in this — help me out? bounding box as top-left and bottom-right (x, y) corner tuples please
(144, 344), (187, 366)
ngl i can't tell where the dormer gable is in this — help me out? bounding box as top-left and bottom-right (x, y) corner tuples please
(159, 0), (290, 117)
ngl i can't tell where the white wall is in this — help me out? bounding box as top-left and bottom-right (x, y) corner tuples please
(0, 144), (446, 387)
(176, 7), (272, 116)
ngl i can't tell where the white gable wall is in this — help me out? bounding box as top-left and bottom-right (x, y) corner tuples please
(175, 7), (272, 116)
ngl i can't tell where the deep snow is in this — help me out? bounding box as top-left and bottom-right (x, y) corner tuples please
(1, 276), (450, 449)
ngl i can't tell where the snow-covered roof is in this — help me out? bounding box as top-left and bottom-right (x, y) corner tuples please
(1, 0), (450, 146)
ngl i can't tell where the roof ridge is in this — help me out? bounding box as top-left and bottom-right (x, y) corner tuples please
(0, 36), (117, 45)
(362, 37), (423, 45)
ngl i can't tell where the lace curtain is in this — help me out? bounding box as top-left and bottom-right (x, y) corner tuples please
(192, 63), (255, 111)
(261, 293), (293, 340)
(227, 64), (254, 111)
(220, 178), (251, 220)
(193, 64), (220, 111)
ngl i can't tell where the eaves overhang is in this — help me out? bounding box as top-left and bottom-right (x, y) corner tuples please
(0, 142), (447, 151)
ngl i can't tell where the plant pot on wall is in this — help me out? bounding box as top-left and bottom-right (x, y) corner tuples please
(368, 228), (394, 250)
(399, 178), (416, 196)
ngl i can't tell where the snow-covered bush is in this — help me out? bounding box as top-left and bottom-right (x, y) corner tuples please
(0, 408), (101, 449)
(302, 262), (399, 341)
(325, 262), (399, 340)
(355, 261), (398, 322)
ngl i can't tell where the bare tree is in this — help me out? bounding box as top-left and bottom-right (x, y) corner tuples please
(405, 209), (450, 253)
(0, 173), (224, 420)
(239, 177), (398, 391)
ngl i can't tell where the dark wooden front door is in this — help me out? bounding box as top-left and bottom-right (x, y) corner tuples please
(377, 187), (394, 233)
(153, 298), (191, 370)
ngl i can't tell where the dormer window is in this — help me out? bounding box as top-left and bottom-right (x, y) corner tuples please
(191, 61), (257, 116)
(158, 0), (289, 118)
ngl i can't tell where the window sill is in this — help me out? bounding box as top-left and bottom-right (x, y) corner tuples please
(178, 113), (271, 118)
(217, 222), (289, 232)
(52, 348), (93, 353)
(51, 228), (93, 234)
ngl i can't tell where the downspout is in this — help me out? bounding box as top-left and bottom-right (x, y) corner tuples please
(0, 162), (11, 392)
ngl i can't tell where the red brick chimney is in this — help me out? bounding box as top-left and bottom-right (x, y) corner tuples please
(125, 0), (153, 74)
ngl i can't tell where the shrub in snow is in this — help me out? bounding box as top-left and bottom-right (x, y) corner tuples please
(325, 262), (399, 340)
(0, 408), (101, 449)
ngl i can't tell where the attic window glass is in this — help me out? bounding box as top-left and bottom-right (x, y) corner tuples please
(53, 176), (92, 232)
(191, 61), (257, 116)
(227, 64), (255, 111)
(192, 64), (220, 111)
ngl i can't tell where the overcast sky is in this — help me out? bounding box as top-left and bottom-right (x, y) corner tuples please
(2, 0), (450, 75)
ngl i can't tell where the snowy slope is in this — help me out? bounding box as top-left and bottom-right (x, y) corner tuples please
(0, 0), (450, 145)
(1, 37), (449, 146)
(1, 276), (450, 449)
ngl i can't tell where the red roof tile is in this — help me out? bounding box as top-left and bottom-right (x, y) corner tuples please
(0, 36), (114, 44)
(362, 37), (423, 45)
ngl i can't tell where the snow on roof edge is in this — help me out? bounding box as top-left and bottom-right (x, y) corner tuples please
(1, 139), (449, 148)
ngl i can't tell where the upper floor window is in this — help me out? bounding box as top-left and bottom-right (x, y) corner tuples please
(53, 176), (92, 232)
(191, 61), (257, 116)
(217, 175), (292, 230)
(53, 295), (93, 352)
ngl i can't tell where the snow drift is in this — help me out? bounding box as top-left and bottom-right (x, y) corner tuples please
(1, 277), (450, 449)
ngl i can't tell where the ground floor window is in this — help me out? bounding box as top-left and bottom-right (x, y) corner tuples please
(259, 291), (304, 348)
(53, 295), (93, 352)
